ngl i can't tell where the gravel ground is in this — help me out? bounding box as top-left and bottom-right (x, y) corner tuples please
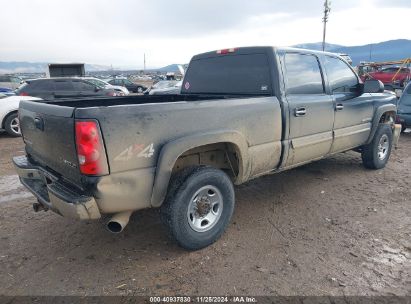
(0, 131), (410, 296)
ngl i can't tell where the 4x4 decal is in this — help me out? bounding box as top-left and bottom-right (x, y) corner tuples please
(114, 143), (154, 161)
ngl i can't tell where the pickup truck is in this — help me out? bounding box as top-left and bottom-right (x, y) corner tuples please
(14, 47), (401, 250)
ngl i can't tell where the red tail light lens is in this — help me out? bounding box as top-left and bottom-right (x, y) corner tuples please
(19, 92), (29, 96)
(75, 120), (108, 176)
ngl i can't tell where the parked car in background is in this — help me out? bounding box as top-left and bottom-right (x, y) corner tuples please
(148, 80), (182, 95)
(0, 87), (16, 96)
(108, 78), (147, 93)
(16, 78), (121, 100)
(0, 94), (42, 136)
(396, 82), (411, 132)
(364, 67), (411, 89)
(0, 75), (24, 90)
(81, 77), (129, 95)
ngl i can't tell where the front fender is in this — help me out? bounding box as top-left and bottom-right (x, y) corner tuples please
(150, 130), (250, 207)
(366, 103), (397, 144)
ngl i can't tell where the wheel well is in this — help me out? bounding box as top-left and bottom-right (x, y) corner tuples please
(2, 110), (17, 129)
(379, 111), (396, 124)
(172, 143), (240, 180)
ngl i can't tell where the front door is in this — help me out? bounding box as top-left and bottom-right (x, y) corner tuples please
(282, 52), (335, 166)
(323, 55), (374, 153)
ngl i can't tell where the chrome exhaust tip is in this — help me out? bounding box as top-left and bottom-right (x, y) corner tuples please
(106, 211), (132, 233)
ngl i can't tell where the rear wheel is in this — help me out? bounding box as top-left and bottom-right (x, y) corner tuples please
(137, 87), (144, 93)
(4, 113), (21, 137)
(361, 124), (393, 169)
(161, 166), (235, 250)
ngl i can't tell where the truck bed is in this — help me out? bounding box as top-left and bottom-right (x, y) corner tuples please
(41, 93), (268, 108)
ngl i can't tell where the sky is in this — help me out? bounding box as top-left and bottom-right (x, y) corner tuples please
(1, 0), (410, 68)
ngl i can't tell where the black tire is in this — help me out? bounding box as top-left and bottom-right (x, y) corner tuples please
(4, 113), (21, 137)
(161, 166), (235, 250)
(361, 124), (393, 169)
(136, 87), (144, 93)
(401, 124), (407, 133)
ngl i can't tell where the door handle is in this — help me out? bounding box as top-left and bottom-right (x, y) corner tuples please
(336, 104), (344, 111)
(295, 107), (306, 117)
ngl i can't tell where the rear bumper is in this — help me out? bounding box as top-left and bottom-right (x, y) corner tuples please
(13, 155), (101, 220)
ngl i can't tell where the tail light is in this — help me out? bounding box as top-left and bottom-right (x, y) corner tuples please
(75, 120), (109, 176)
(216, 48), (237, 55)
(19, 92), (29, 96)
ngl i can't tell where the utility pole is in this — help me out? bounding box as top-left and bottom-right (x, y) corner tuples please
(322, 0), (331, 52)
(369, 44), (373, 61)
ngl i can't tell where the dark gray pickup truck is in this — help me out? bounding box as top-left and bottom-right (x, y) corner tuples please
(14, 47), (401, 250)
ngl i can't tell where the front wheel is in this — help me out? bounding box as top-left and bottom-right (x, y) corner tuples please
(5, 113), (21, 137)
(161, 166), (235, 250)
(361, 124), (393, 169)
(136, 87), (144, 93)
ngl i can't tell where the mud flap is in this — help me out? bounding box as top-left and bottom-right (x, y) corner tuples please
(393, 124), (401, 149)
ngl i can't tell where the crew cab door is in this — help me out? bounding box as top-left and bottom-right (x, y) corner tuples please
(323, 55), (374, 153)
(282, 52), (334, 166)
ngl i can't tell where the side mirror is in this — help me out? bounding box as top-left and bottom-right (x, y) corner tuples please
(363, 79), (384, 93)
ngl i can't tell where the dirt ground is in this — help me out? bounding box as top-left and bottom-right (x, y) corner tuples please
(0, 131), (410, 297)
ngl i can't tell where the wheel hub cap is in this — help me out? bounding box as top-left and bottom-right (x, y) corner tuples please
(377, 134), (389, 160)
(10, 117), (20, 135)
(187, 185), (223, 233)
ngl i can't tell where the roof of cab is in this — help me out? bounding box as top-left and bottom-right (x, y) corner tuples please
(190, 46), (342, 61)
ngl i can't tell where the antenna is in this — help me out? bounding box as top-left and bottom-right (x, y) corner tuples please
(322, 0), (331, 52)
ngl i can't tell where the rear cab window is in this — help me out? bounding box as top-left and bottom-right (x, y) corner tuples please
(72, 80), (97, 91)
(54, 80), (74, 91)
(182, 50), (273, 95)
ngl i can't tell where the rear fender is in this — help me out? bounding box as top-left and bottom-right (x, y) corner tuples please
(150, 130), (250, 207)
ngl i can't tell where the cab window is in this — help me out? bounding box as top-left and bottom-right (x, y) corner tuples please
(324, 56), (359, 93)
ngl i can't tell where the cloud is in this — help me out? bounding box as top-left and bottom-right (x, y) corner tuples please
(0, 0), (409, 68)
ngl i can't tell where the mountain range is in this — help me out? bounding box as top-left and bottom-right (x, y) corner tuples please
(1, 39), (410, 74)
(293, 39), (411, 65)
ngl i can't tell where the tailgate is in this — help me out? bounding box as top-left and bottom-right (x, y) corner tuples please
(19, 100), (81, 185)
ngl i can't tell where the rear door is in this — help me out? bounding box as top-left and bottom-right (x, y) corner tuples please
(282, 52), (334, 166)
(323, 55), (374, 153)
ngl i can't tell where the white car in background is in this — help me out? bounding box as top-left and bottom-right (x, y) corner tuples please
(0, 94), (42, 137)
(81, 77), (130, 95)
(149, 80), (182, 95)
